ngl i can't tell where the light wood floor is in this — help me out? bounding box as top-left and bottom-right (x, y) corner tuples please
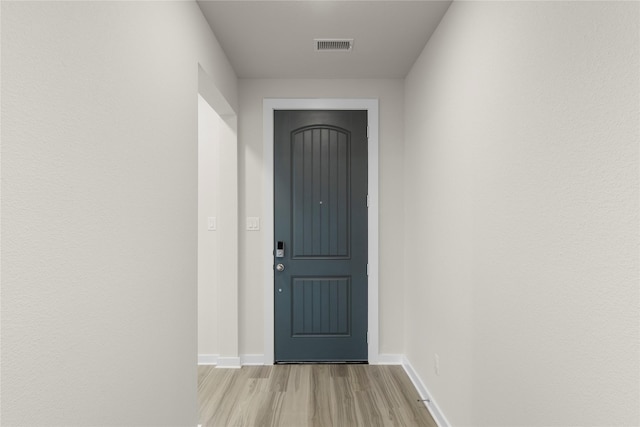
(198, 364), (437, 427)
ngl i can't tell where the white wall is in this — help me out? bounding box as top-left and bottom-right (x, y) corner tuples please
(238, 79), (405, 357)
(198, 96), (221, 357)
(1, 2), (237, 424)
(403, 1), (639, 426)
(197, 94), (239, 364)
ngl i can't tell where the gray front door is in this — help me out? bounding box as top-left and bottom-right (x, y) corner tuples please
(274, 110), (368, 362)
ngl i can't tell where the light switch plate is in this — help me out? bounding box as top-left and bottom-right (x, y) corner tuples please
(246, 217), (260, 231)
(207, 217), (217, 231)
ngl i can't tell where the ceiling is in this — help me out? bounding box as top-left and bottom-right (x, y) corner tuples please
(197, 1), (452, 79)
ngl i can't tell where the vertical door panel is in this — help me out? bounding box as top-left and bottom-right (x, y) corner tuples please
(292, 127), (350, 259)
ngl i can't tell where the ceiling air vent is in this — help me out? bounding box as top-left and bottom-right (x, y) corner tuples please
(314, 39), (353, 52)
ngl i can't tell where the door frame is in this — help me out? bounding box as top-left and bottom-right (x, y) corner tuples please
(262, 98), (379, 365)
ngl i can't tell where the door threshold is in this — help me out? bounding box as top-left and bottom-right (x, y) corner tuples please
(274, 361), (369, 365)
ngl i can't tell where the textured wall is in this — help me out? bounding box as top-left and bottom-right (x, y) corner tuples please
(237, 79), (405, 356)
(1, 2), (236, 424)
(403, 1), (639, 425)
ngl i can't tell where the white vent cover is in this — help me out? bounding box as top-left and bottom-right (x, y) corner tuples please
(314, 39), (353, 52)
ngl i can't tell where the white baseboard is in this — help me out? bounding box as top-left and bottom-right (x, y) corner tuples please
(199, 354), (264, 366)
(215, 356), (241, 369)
(198, 354), (219, 365)
(376, 353), (404, 365)
(401, 355), (450, 427)
(240, 354), (265, 365)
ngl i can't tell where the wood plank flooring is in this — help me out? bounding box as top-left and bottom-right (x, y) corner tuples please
(198, 364), (437, 427)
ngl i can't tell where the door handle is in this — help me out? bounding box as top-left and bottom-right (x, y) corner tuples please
(276, 263), (285, 272)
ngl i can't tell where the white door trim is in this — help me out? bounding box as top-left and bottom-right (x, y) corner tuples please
(262, 98), (379, 365)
